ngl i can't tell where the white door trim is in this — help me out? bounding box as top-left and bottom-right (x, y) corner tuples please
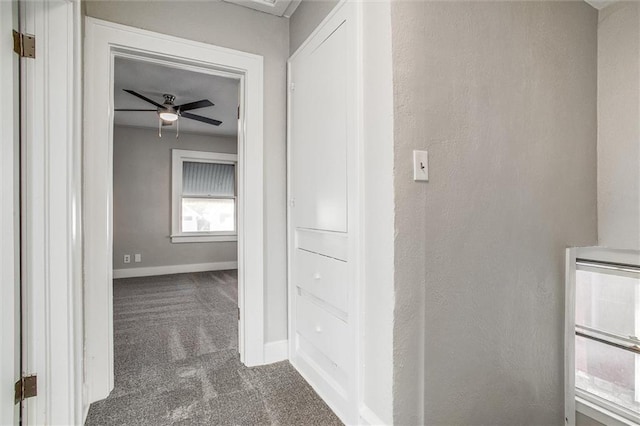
(18, 0), (83, 424)
(83, 17), (266, 405)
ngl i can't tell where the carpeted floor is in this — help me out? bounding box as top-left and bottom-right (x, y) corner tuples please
(85, 271), (342, 426)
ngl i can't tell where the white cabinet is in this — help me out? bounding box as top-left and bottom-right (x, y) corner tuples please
(290, 19), (349, 233)
(288, 2), (361, 424)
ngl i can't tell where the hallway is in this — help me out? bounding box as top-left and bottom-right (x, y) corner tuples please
(85, 271), (341, 425)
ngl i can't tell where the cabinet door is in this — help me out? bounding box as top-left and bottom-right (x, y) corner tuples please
(290, 19), (350, 233)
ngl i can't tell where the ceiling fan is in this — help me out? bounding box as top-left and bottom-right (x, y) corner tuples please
(115, 89), (223, 127)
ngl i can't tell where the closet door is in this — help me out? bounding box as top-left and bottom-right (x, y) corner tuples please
(287, 2), (360, 424)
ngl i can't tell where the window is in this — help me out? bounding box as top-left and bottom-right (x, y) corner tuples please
(574, 257), (640, 424)
(171, 149), (238, 243)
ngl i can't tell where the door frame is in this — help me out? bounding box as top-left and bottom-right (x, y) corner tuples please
(83, 17), (266, 405)
(6, 0), (83, 424)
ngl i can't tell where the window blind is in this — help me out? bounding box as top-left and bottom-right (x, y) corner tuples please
(182, 161), (235, 197)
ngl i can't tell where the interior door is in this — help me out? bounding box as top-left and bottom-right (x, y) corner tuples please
(1, 0), (23, 424)
(288, 2), (360, 424)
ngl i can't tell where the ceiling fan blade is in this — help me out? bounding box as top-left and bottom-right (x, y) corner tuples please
(123, 89), (164, 108)
(114, 109), (157, 111)
(181, 112), (222, 126)
(176, 99), (214, 112)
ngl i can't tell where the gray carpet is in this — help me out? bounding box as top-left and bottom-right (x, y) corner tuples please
(85, 271), (342, 426)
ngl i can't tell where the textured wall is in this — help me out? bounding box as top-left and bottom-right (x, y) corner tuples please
(597, 2), (640, 250)
(85, 1), (289, 342)
(289, 0), (338, 55)
(390, 2), (598, 424)
(112, 126), (237, 270)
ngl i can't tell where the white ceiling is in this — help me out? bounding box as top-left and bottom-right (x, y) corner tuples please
(223, 0), (301, 17)
(584, 0), (618, 9)
(113, 57), (239, 137)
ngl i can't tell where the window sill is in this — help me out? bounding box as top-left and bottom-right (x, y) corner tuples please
(576, 394), (639, 426)
(171, 234), (237, 243)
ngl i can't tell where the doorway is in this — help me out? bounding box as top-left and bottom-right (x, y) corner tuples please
(83, 18), (266, 405)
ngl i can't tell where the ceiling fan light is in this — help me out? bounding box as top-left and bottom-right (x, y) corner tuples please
(159, 111), (179, 122)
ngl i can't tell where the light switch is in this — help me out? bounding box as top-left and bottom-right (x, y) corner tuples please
(413, 150), (428, 181)
(134, 253), (141, 263)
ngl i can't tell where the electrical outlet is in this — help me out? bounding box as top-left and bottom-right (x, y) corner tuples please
(134, 253), (141, 263)
(123, 254), (131, 264)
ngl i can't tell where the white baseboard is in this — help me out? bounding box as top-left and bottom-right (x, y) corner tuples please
(264, 339), (288, 364)
(113, 261), (238, 279)
(359, 404), (389, 426)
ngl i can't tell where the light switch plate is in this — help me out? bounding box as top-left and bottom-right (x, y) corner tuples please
(413, 150), (428, 181)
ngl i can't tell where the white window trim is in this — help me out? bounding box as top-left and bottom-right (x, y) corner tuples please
(576, 393), (639, 426)
(565, 247), (640, 426)
(171, 149), (238, 243)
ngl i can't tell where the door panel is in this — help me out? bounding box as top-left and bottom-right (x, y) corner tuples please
(291, 21), (348, 233)
(1, 0), (22, 424)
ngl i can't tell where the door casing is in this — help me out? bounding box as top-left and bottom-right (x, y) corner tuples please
(83, 17), (266, 405)
(7, 0), (83, 424)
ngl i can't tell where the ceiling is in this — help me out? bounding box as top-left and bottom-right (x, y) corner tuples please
(584, 0), (618, 9)
(223, 0), (301, 17)
(113, 57), (239, 137)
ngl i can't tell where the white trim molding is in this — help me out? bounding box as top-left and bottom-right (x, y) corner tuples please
(359, 404), (388, 426)
(576, 397), (638, 426)
(263, 340), (288, 364)
(565, 248), (578, 426)
(84, 17), (265, 405)
(113, 262), (238, 279)
(18, 0), (84, 424)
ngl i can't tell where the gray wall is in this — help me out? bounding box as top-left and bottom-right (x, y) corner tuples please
(390, 2), (598, 424)
(86, 1), (289, 342)
(597, 2), (640, 250)
(289, 0), (338, 55)
(113, 126), (237, 269)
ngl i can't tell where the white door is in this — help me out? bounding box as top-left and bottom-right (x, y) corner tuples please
(1, 0), (22, 424)
(288, 2), (360, 423)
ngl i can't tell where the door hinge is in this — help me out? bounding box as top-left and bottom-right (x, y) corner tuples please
(13, 30), (35, 58)
(290, 82), (295, 92)
(237, 307), (240, 321)
(14, 375), (37, 404)
(237, 106), (240, 120)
